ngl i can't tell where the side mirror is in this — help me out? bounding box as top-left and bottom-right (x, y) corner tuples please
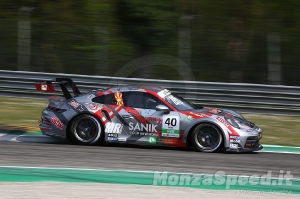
(155, 105), (170, 114)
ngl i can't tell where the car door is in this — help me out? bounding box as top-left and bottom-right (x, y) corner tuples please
(122, 91), (181, 145)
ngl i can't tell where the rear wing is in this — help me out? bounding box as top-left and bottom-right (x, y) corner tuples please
(35, 78), (80, 100)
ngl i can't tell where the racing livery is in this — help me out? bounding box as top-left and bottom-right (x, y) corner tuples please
(36, 78), (263, 153)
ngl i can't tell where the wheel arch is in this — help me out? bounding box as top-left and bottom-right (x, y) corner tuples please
(66, 112), (105, 143)
(183, 120), (225, 148)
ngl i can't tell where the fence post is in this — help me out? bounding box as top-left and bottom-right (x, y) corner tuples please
(267, 19), (281, 85)
(95, 25), (108, 76)
(178, 15), (194, 72)
(18, 7), (34, 71)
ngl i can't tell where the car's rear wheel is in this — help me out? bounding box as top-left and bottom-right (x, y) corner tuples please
(192, 123), (223, 152)
(70, 114), (103, 145)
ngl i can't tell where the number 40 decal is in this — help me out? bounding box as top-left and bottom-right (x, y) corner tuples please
(162, 116), (180, 133)
(164, 117), (177, 126)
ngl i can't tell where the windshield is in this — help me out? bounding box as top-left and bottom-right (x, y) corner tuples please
(164, 93), (201, 111)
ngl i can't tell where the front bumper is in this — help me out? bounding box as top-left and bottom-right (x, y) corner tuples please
(225, 142), (263, 152)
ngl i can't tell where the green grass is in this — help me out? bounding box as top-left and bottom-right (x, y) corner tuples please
(0, 96), (48, 130)
(242, 114), (300, 147)
(0, 96), (299, 146)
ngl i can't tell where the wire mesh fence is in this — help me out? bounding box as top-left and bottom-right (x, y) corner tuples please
(0, 4), (300, 86)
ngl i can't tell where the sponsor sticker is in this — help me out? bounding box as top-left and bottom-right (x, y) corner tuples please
(145, 117), (162, 123)
(129, 122), (158, 133)
(107, 133), (118, 141)
(149, 136), (157, 144)
(216, 116), (230, 128)
(229, 135), (240, 143)
(125, 107), (142, 115)
(130, 132), (158, 136)
(143, 109), (151, 115)
(50, 116), (64, 130)
(230, 143), (238, 148)
(107, 133), (118, 137)
(157, 89), (171, 98)
(107, 137), (118, 141)
(68, 100), (84, 111)
(114, 92), (124, 106)
(230, 139), (240, 143)
(161, 138), (179, 145)
(189, 112), (206, 118)
(41, 84), (47, 91)
(118, 138), (127, 142)
(210, 108), (221, 114)
(166, 95), (183, 105)
(105, 122), (123, 134)
(87, 94), (96, 99)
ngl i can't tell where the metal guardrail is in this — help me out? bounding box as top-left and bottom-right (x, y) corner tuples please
(1, 70), (300, 116)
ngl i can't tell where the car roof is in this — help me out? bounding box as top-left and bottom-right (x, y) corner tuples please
(105, 84), (166, 93)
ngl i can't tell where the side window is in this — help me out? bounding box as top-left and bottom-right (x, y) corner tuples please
(92, 93), (117, 105)
(123, 91), (164, 109)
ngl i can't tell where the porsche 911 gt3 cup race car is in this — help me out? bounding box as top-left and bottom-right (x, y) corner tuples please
(36, 78), (263, 153)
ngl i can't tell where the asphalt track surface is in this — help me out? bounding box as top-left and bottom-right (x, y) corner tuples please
(0, 140), (299, 178)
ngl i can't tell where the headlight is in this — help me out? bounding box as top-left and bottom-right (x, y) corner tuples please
(224, 117), (240, 129)
(225, 116), (253, 129)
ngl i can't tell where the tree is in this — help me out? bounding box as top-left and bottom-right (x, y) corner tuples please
(115, 0), (176, 78)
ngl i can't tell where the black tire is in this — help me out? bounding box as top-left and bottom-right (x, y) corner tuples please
(70, 114), (103, 145)
(192, 123), (223, 152)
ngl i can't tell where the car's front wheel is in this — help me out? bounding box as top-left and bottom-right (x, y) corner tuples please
(70, 114), (103, 145)
(192, 123), (223, 152)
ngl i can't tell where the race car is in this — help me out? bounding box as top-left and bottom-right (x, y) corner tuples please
(35, 78), (263, 153)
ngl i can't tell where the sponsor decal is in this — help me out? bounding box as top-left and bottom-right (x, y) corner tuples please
(216, 116), (230, 128)
(87, 103), (103, 111)
(129, 122), (158, 133)
(130, 132), (158, 136)
(105, 122), (123, 134)
(210, 108), (221, 114)
(118, 138), (127, 142)
(114, 92), (124, 106)
(157, 89), (171, 98)
(68, 100), (84, 111)
(87, 94), (96, 99)
(125, 107), (142, 115)
(230, 139), (240, 143)
(50, 116), (64, 130)
(161, 138), (179, 145)
(162, 116), (180, 138)
(41, 84), (47, 91)
(107, 133), (118, 137)
(148, 136), (157, 144)
(108, 137), (118, 141)
(145, 117), (162, 123)
(230, 136), (240, 143)
(189, 112), (205, 118)
(226, 113), (233, 117)
(230, 143), (238, 148)
(107, 133), (118, 141)
(143, 109), (151, 115)
(166, 95), (183, 105)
